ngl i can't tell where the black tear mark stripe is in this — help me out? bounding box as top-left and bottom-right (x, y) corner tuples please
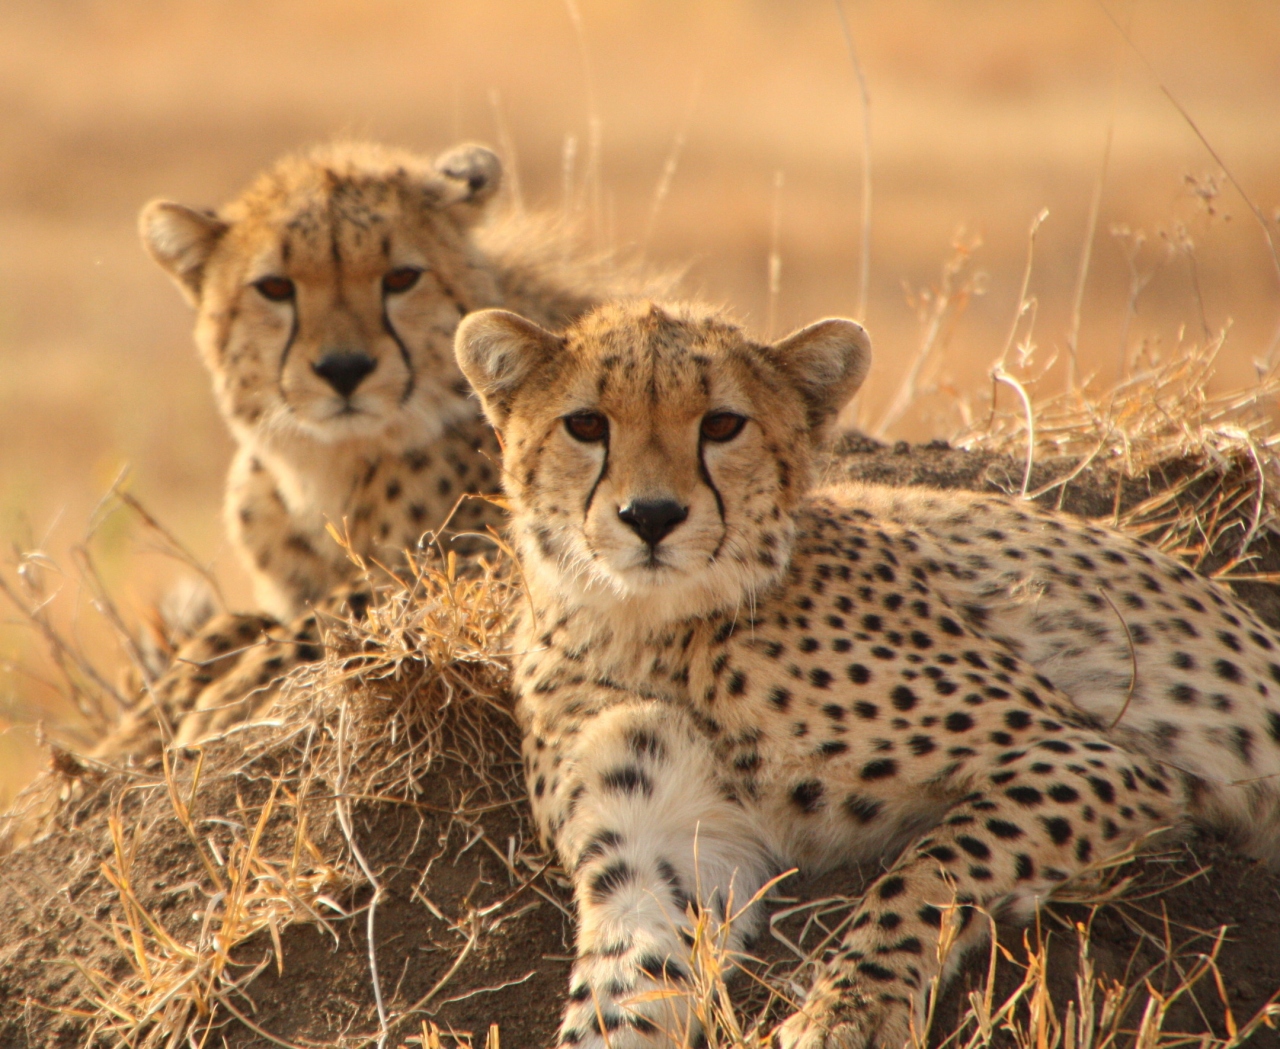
(583, 430), (611, 518)
(381, 302), (418, 404)
(276, 306), (301, 397)
(697, 435), (728, 558)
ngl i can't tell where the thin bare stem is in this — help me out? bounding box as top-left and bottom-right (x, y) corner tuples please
(833, 0), (872, 321)
(487, 88), (524, 215)
(766, 171), (785, 340)
(563, 0), (603, 248)
(1095, 0), (1280, 293)
(641, 71), (701, 262)
(999, 208), (1050, 371)
(992, 366), (1036, 497)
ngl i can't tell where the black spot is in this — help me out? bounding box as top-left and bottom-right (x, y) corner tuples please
(957, 836), (990, 860)
(602, 766), (653, 796)
(769, 687), (791, 710)
(848, 663), (871, 684)
(918, 905), (942, 927)
(819, 740), (849, 757)
(1047, 784), (1080, 803)
(790, 780), (825, 813)
(891, 685), (918, 711)
(986, 819), (1023, 840)
(1170, 683), (1199, 705)
(1006, 786), (1043, 807)
(726, 671), (747, 696)
(878, 876), (906, 900)
(1015, 854), (1035, 880)
(588, 861), (636, 903)
(1215, 659), (1242, 683)
(570, 803), (616, 857)
(844, 794), (883, 823)
(861, 759), (898, 781)
(857, 961), (897, 982)
(637, 955), (689, 983)
(1088, 777), (1116, 804)
(944, 712), (974, 733)
(910, 631), (933, 649)
(907, 735), (936, 756)
(924, 845), (957, 863)
(627, 730), (666, 759)
(1042, 817), (1073, 844)
(810, 668), (834, 689)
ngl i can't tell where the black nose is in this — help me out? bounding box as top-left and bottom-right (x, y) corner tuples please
(312, 352), (377, 398)
(617, 499), (689, 547)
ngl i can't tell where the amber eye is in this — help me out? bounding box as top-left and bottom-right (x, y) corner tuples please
(382, 266), (423, 294)
(700, 411), (747, 442)
(254, 276), (295, 302)
(564, 411), (608, 443)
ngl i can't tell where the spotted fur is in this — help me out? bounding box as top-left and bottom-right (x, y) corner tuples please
(454, 301), (1280, 1049)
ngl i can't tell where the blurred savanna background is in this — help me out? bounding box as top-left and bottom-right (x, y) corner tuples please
(1, 0), (1278, 800)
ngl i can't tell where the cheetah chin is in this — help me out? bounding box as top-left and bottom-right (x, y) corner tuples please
(457, 300), (1280, 1049)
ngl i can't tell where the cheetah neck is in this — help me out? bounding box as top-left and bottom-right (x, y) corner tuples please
(515, 521), (794, 703)
(243, 397), (485, 520)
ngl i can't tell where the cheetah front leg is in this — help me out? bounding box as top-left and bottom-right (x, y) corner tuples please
(535, 700), (775, 1048)
(778, 734), (1186, 1049)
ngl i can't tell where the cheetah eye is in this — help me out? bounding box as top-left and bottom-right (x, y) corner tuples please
(382, 266), (423, 294)
(254, 276), (295, 302)
(700, 411), (747, 443)
(564, 411), (608, 443)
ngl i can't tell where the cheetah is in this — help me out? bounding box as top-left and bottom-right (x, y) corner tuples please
(118, 141), (660, 756)
(141, 140), (633, 620)
(453, 300), (1280, 1049)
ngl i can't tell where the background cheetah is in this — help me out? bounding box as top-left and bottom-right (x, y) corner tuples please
(454, 301), (1280, 1049)
(141, 140), (615, 620)
(117, 141), (664, 755)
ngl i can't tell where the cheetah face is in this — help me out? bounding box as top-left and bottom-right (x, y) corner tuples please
(456, 302), (870, 619)
(141, 143), (503, 449)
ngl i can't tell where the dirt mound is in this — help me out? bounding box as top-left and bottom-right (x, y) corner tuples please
(3, 439), (1280, 1049)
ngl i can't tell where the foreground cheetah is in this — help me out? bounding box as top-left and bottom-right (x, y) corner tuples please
(454, 301), (1280, 1049)
(119, 142), (655, 753)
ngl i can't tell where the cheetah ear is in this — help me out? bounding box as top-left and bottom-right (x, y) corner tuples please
(766, 318), (871, 439)
(455, 309), (561, 430)
(139, 201), (229, 307)
(432, 143), (503, 223)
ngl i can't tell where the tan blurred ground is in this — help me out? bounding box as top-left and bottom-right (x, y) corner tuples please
(1, 0), (1278, 798)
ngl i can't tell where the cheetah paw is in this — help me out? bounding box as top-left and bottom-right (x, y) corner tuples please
(775, 992), (910, 1049)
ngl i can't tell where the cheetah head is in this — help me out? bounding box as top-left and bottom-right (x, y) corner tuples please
(455, 301), (870, 621)
(141, 142), (503, 449)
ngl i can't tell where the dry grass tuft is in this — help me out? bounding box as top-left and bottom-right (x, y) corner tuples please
(957, 327), (1280, 581)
